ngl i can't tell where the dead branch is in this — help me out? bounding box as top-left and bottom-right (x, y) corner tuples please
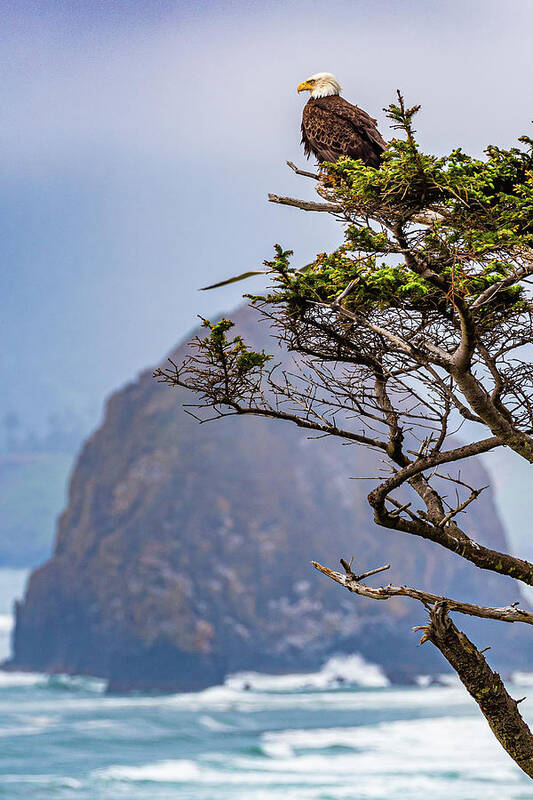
(286, 161), (319, 180)
(339, 558), (391, 581)
(268, 193), (341, 213)
(471, 254), (533, 309)
(332, 278), (360, 306)
(312, 559), (533, 626)
(437, 485), (488, 527)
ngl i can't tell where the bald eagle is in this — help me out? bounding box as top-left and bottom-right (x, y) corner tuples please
(297, 73), (386, 167)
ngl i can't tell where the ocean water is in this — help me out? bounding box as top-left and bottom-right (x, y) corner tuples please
(1, 570), (533, 798)
(1, 665), (533, 798)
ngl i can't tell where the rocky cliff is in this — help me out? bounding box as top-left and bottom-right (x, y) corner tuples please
(9, 305), (530, 690)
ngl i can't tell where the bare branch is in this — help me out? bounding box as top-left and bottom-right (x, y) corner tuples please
(332, 278), (360, 307)
(286, 160), (319, 180)
(268, 193), (341, 213)
(437, 485), (488, 527)
(339, 558), (391, 582)
(312, 560), (533, 626)
(471, 254), (533, 309)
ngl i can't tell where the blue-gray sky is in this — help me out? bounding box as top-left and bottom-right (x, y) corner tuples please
(3, 0), (533, 546)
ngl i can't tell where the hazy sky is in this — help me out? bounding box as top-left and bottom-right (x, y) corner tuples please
(3, 0), (533, 423)
(3, 0), (533, 546)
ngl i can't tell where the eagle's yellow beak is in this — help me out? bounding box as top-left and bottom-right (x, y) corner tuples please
(297, 80), (313, 93)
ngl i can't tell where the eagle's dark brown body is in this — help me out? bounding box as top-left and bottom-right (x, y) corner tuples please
(301, 95), (386, 167)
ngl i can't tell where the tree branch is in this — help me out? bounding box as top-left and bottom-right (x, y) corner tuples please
(268, 193), (342, 213)
(471, 253), (533, 309)
(312, 560), (533, 626)
(314, 558), (533, 778)
(228, 402), (388, 450)
(286, 161), (319, 180)
(425, 602), (533, 779)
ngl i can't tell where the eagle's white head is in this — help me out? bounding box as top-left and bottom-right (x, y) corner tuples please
(297, 72), (342, 99)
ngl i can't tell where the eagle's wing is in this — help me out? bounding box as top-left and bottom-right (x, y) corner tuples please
(320, 96), (387, 154)
(302, 103), (354, 163)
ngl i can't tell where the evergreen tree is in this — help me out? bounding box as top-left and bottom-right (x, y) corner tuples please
(157, 93), (533, 775)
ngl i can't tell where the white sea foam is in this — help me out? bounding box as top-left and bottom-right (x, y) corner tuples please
(41, 683), (463, 714)
(415, 672), (460, 688)
(511, 671), (533, 686)
(435, 672), (460, 687)
(1, 774), (82, 788)
(258, 716), (522, 781)
(0, 681), (474, 720)
(0, 714), (58, 738)
(97, 759), (202, 782)
(225, 653), (389, 692)
(0, 615), (14, 662)
(0, 670), (107, 694)
(96, 715), (526, 796)
(0, 614), (13, 633)
(165, 683), (470, 715)
(263, 716), (470, 756)
(44, 673), (108, 693)
(0, 671), (46, 688)
(96, 756), (373, 786)
(198, 715), (234, 731)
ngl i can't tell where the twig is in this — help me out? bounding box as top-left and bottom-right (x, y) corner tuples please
(389, 501), (412, 518)
(332, 279), (360, 307)
(471, 256), (533, 309)
(286, 161), (319, 180)
(438, 485), (488, 527)
(354, 564), (391, 581)
(387, 495), (420, 522)
(340, 557), (390, 582)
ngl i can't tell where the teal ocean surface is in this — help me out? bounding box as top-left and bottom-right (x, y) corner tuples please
(1, 570), (533, 799)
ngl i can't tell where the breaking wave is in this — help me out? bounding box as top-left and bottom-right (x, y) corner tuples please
(43, 674), (107, 693)
(94, 716), (523, 796)
(0, 671), (46, 688)
(1, 656), (531, 800)
(0, 671), (107, 693)
(0, 614), (13, 634)
(224, 653), (389, 692)
(511, 671), (533, 686)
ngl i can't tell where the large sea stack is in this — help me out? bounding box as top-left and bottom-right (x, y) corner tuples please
(9, 305), (529, 691)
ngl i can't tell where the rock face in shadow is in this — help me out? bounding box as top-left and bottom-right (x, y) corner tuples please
(9, 305), (530, 690)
